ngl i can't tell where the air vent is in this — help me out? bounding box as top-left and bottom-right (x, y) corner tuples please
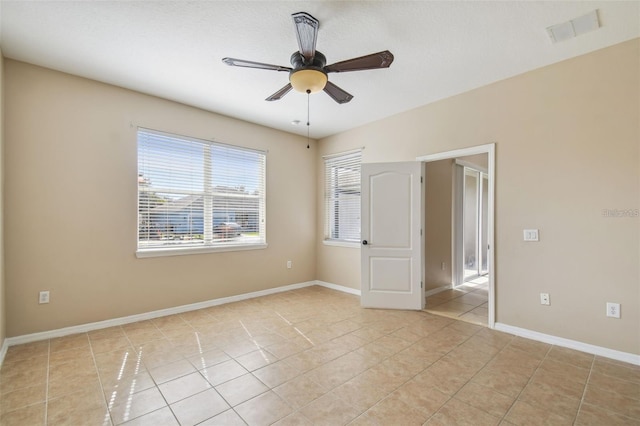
(547, 10), (600, 44)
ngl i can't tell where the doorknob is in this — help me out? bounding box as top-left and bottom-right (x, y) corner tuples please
(362, 240), (368, 245)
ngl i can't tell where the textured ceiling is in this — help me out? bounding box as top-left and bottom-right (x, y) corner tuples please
(1, 1), (638, 139)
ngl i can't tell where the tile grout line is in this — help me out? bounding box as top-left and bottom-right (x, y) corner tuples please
(87, 330), (119, 426)
(500, 342), (554, 423)
(427, 328), (517, 423)
(127, 320), (184, 426)
(43, 339), (50, 426)
(573, 355), (596, 425)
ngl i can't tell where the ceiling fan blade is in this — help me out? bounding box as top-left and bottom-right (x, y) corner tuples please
(292, 12), (319, 64)
(323, 81), (354, 104)
(222, 57), (292, 72)
(265, 83), (293, 102)
(325, 50), (394, 73)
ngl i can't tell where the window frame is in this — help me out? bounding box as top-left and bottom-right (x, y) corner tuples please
(323, 149), (362, 248)
(136, 128), (267, 258)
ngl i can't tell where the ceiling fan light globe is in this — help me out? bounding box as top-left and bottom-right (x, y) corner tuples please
(290, 69), (327, 94)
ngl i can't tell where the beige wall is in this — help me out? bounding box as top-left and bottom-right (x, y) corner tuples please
(318, 39), (640, 354)
(424, 159), (453, 291)
(4, 60), (317, 337)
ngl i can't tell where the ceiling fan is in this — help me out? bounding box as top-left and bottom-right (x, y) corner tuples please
(222, 12), (394, 104)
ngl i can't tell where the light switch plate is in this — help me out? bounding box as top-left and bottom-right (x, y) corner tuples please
(524, 229), (539, 241)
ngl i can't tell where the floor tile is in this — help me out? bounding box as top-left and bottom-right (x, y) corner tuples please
(272, 411), (314, 426)
(519, 381), (581, 417)
(252, 360), (300, 388)
(391, 379), (450, 417)
(170, 388), (230, 426)
(235, 348), (278, 371)
(186, 348), (230, 370)
(273, 374), (326, 409)
(199, 359), (248, 386)
(299, 392), (361, 426)
(215, 373), (269, 406)
(0, 402), (46, 426)
(574, 402), (638, 426)
(148, 359), (196, 384)
(427, 398), (501, 426)
(454, 381), (515, 418)
(48, 387), (109, 425)
(364, 393), (429, 425)
(583, 384), (640, 419)
(108, 387), (167, 424)
(199, 408), (248, 425)
(235, 390), (293, 426)
(504, 400), (574, 426)
(158, 371), (212, 404)
(121, 407), (178, 426)
(0, 382), (46, 414)
(587, 370), (640, 400)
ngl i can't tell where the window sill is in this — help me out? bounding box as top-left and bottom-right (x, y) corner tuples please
(136, 243), (268, 258)
(323, 240), (360, 249)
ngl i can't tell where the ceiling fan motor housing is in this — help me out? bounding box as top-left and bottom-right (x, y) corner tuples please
(289, 51), (328, 93)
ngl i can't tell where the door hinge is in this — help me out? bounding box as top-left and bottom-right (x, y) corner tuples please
(420, 176), (423, 183)
(421, 281), (423, 289)
(420, 229), (423, 236)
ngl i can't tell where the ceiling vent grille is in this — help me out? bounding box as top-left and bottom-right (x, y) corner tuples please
(547, 10), (600, 44)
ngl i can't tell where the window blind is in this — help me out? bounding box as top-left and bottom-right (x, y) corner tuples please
(324, 150), (362, 242)
(137, 128), (266, 253)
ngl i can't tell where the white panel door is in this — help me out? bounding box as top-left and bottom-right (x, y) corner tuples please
(361, 162), (423, 310)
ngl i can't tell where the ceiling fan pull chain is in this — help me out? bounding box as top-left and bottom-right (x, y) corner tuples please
(307, 90), (311, 149)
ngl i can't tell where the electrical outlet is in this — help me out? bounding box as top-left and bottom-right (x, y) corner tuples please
(286, 260), (292, 269)
(441, 262), (445, 271)
(524, 229), (539, 241)
(606, 302), (620, 318)
(540, 293), (550, 305)
(39, 291), (50, 304)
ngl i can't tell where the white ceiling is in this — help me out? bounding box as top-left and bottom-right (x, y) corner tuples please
(1, 1), (638, 139)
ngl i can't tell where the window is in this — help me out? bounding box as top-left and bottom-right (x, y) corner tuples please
(324, 150), (362, 244)
(137, 128), (266, 257)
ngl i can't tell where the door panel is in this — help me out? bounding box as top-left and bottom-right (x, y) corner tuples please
(361, 162), (423, 310)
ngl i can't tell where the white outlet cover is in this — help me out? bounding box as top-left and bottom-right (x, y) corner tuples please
(606, 302), (621, 318)
(39, 291), (50, 304)
(540, 293), (550, 305)
(524, 229), (539, 241)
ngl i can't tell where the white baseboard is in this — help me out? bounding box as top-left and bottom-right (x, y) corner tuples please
(495, 322), (640, 366)
(315, 280), (361, 296)
(7, 282), (635, 368)
(4, 281), (317, 348)
(0, 338), (8, 368)
(425, 285), (452, 297)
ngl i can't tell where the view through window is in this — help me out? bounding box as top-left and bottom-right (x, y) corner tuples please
(137, 129), (266, 254)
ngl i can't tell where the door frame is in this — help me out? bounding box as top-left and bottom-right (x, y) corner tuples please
(417, 143), (495, 328)
(457, 165), (489, 283)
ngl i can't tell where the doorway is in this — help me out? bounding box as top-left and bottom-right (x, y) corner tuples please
(359, 144), (495, 328)
(418, 144), (495, 328)
(461, 165), (489, 282)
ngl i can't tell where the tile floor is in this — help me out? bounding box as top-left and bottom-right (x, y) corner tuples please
(0, 285), (638, 425)
(425, 277), (489, 326)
